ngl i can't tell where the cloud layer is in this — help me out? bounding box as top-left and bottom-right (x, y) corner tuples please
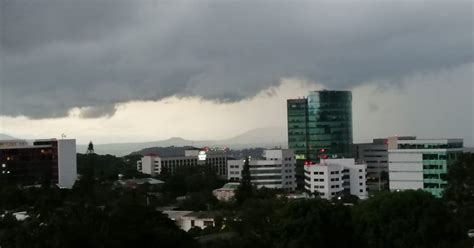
(1, 0), (473, 118)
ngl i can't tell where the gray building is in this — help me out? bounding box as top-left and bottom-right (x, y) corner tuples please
(354, 138), (388, 192)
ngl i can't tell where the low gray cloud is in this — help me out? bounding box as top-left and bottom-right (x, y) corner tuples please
(1, 0), (472, 118)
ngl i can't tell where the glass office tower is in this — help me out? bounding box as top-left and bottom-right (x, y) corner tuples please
(287, 91), (353, 161)
(287, 91), (353, 189)
(287, 99), (308, 160)
(307, 91), (353, 160)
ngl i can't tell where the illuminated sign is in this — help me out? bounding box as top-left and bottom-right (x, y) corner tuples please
(295, 154), (306, 160)
(198, 151), (207, 161)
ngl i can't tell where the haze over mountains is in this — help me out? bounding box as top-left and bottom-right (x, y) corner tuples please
(1, 127), (286, 156)
(75, 126), (287, 156)
(0, 134), (17, 140)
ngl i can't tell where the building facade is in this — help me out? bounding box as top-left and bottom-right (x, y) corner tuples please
(287, 98), (309, 160)
(304, 158), (367, 200)
(288, 90), (353, 189)
(0, 139), (77, 188)
(388, 136), (463, 198)
(137, 149), (230, 178)
(227, 149), (296, 190)
(354, 138), (389, 192)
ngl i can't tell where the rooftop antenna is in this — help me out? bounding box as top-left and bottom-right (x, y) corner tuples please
(61, 133), (66, 139)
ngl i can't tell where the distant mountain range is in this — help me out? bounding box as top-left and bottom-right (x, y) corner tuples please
(0, 134), (18, 140)
(77, 126), (288, 156)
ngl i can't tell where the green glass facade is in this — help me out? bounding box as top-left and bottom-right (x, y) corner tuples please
(287, 91), (353, 162)
(287, 91), (353, 189)
(307, 91), (353, 160)
(287, 99), (308, 160)
(421, 150), (461, 198)
(395, 141), (463, 198)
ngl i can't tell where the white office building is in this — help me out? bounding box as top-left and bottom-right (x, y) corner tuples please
(388, 136), (463, 198)
(227, 149), (296, 190)
(137, 149), (230, 178)
(304, 158), (367, 200)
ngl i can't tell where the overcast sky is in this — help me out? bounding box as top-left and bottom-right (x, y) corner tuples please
(0, 0), (473, 146)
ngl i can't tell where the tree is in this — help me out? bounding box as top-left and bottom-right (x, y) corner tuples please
(234, 156), (253, 204)
(274, 199), (354, 248)
(86, 141), (94, 154)
(443, 152), (474, 245)
(353, 190), (465, 248)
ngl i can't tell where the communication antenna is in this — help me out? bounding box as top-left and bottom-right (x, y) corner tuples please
(61, 133), (67, 139)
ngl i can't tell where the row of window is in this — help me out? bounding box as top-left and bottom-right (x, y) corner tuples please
(398, 143), (462, 149)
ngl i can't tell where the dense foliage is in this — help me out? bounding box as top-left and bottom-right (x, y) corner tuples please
(0, 152), (473, 247)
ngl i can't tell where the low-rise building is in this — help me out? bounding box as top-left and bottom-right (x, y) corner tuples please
(0, 139), (77, 188)
(227, 149), (296, 190)
(137, 148), (231, 178)
(163, 211), (217, 231)
(388, 136), (463, 198)
(212, 182), (240, 201)
(116, 177), (164, 189)
(304, 158), (367, 200)
(354, 138), (388, 192)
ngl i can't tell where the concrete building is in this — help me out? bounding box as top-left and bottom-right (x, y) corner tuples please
(304, 158), (367, 200)
(354, 138), (388, 192)
(388, 136), (463, 198)
(227, 149), (296, 190)
(163, 211), (217, 231)
(0, 139), (77, 188)
(137, 148), (231, 178)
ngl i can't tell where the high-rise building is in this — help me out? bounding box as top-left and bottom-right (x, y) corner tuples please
(288, 90), (353, 188)
(0, 139), (77, 188)
(304, 158), (367, 200)
(287, 98), (309, 160)
(287, 90), (353, 161)
(388, 136), (463, 198)
(227, 149), (296, 190)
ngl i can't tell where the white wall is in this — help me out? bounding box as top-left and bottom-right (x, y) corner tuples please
(304, 158), (367, 199)
(227, 149), (296, 190)
(57, 139), (77, 189)
(388, 152), (423, 191)
(139, 156), (156, 175)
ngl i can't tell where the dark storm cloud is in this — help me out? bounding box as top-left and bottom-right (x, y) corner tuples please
(1, 0), (472, 118)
